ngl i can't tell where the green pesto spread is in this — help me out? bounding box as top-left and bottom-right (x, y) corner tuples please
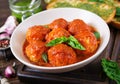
(55, 2), (73, 7)
(54, 2), (114, 21)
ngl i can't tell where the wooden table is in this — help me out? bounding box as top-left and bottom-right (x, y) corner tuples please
(0, 0), (120, 84)
(0, 0), (23, 84)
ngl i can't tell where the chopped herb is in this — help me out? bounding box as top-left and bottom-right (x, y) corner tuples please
(67, 36), (86, 50)
(46, 36), (86, 50)
(46, 36), (68, 47)
(93, 31), (100, 39)
(42, 53), (48, 63)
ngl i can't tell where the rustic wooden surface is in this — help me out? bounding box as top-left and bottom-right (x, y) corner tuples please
(0, 0), (120, 84)
(0, 0), (27, 84)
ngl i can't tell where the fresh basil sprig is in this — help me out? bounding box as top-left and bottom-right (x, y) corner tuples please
(93, 31), (100, 39)
(46, 36), (85, 50)
(46, 36), (68, 47)
(42, 53), (48, 63)
(101, 58), (120, 84)
(67, 36), (85, 50)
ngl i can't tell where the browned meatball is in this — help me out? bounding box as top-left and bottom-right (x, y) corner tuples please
(74, 30), (98, 56)
(25, 41), (47, 63)
(26, 25), (50, 43)
(48, 18), (68, 30)
(68, 19), (91, 35)
(48, 44), (77, 67)
(46, 28), (70, 43)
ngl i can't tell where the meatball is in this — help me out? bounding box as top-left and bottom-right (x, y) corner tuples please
(25, 41), (47, 63)
(48, 44), (77, 67)
(26, 25), (50, 43)
(48, 18), (68, 30)
(46, 28), (70, 43)
(74, 30), (98, 56)
(68, 19), (91, 35)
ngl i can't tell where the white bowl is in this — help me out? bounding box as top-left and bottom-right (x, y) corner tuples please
(10, 8), (110, 73)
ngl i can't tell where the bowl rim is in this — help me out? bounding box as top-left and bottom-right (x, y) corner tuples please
(10, 8), (110, 71)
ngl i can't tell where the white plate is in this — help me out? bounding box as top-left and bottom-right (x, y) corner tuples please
(10, 8), (110, 73)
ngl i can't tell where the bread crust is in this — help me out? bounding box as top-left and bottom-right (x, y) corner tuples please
(46, 0), (116, 23)
(111, 20), (120, 29)
(110, 1), (120, 29)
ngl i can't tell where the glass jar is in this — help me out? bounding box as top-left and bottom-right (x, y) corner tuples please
(9, 0), (42, 23)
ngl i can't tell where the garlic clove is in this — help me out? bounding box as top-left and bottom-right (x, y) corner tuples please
(4, 66), (16, 78)
(0, 16), (18, 35)
(1, 78), (10, 84)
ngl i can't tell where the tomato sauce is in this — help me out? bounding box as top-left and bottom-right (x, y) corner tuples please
(23, 18), (100, 67)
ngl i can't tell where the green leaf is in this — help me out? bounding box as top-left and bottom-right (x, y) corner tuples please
(101, 58), (120, 84)
(42, 53), (48, 63)
(67, 36), (86, 50)
(116, 7), (120, 16)
(46, 36), (68, 47)
(46, 36), (85, 50)
(93, 31), (100, 39)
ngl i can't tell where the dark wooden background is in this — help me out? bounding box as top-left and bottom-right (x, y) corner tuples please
(0, 0), (26, 84)
(0, 0), (10, 26)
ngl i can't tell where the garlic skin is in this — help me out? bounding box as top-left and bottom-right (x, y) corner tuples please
(0, 16), (18, 35)
(4, 66), (15, 78)
(0, 16), (18, 50)
(0, 33), (9, 40)
(1, 78), (10, 84)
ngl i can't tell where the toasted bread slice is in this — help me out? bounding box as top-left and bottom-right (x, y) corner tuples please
(110, 1), (120, 29)
(46, 0), (116, 23)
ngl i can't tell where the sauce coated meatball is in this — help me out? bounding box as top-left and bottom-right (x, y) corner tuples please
(26, 25), (50, 43)
(68, 19), (91, 35)
(74, 30), (98, 56)
(25, 41), (47, 64)
(46, 28), (70, 43)
(48, 18), (68, 30)
(23, 18), (100, 67)
(48, 44), (77, 66)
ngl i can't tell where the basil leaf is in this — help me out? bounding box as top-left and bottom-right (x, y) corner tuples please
(42, 53), (48, 63)
(67, 36), (86, 50)
(46, 36), (85, 50)
(116, 7), (120, 16)
(93, 31), (100, 39)
(46, 36), (68, 47)
(101, 58), (120, 84)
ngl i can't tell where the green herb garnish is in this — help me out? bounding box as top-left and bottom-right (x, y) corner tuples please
(42, 53), (48, 63)
(101, 58), (120, 84)
(67, 36), (85, 50)
(46, 36), (85, 50)
(46, 36), (68, 47)
(93, 31), (100, 39)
